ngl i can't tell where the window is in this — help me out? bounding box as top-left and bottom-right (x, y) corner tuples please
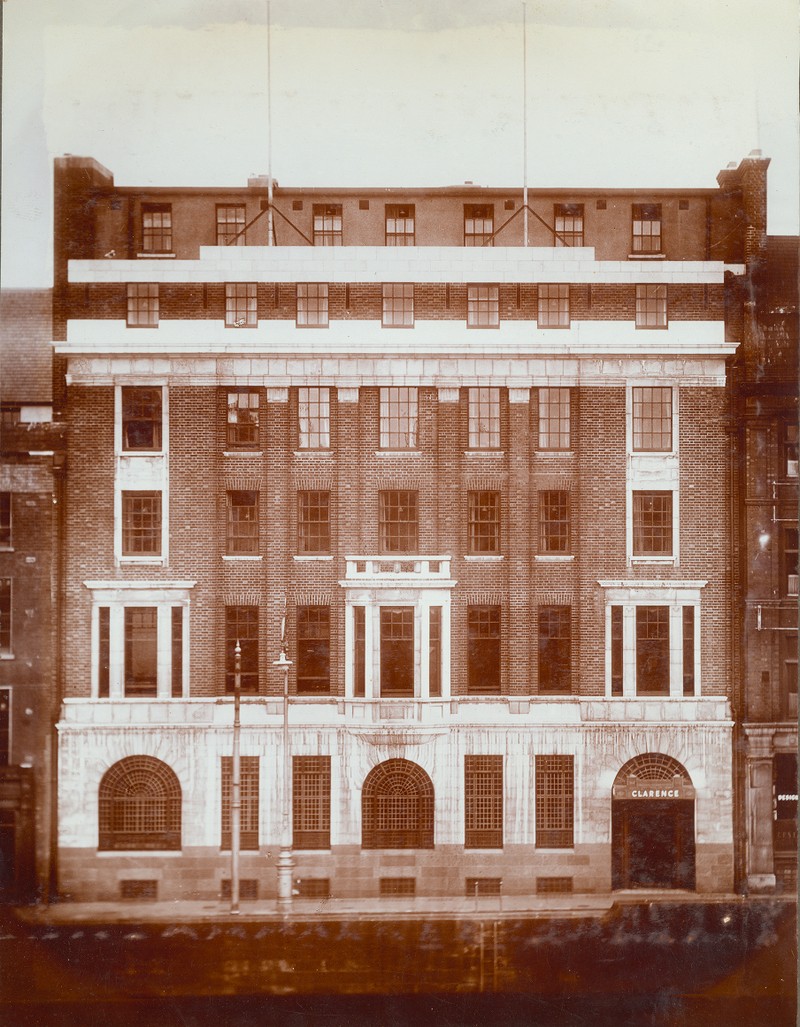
(217, 204), (245, 246)
(225, 283), (257, 327)
(98, 756), (181, 851)
(539, 491), (570, 554)
(633, 491), (673, 557)
(298, 387), (330, 449)
(385, 204), (415, 246)
(379, 491), (418, 553)
(467, 285), (499, 328)
(354, 606), (366, 698)
(467, 606), (501, 695)
(611, 606), (623, 697)
(313, 204), (342, 246)
(0, 689), (9, 765)
(633, 386), (672, 451)
(0, 579), (10, 655)
(297, 606), (330, 694)
(221, 756), (259, 850)
(98, 608), (110, 698)
(636, 606), (670, 695)
(293, 756), (331, 849)
(783, 527), (798, 597)
(380, 608), (414, 696)
(298, 491), (330, 554)
(226, 490), (259, 555)
(464, 204), (494, 246)
(127, 284), (159, 327)
(538, 606), (572, 694)
(122, 491), (161, 556)
(635, 284), (667, 327)
(468, 491), (500, 554)
(465, 755), (503, 848)
(535, 755), (574, 848)
(0, 494), (10, 548)
(122, 387), (162, 451)
(554, 203), (584, 247)
(468, 387), (500, 448)
(124, 607), (158, 696)
(380, 387), (417, 447)
(782, 636), (798, 720)
(783, 422), (798, 478)
(171, 607), (183, 698)
(632, 203), (662, 254)
(382, 284), (414, 327)
(225, 606), (259, 693)
(537, 285), (570, 328)
(296, 284), (329, 327)
(538, 388), (570, 450)
(362, 758), (434, 849)
(429, 607), (442, 698)
(682, 607), (695, 696)
(226, 391), (260, 448)
(141, 203), (172, 253)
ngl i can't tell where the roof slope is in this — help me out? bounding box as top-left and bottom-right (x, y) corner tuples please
(0, 290), (53, 403)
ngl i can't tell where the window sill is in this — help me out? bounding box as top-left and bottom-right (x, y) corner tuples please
(120, 449), (165, 456)
(630, 556), (676, 565)
(294, 555), (333, 562)
(631, 449), (675, 457)
(222, 555), (263, 561)
(137, 252), (176, 259)
(634, 324), (669, 330)
(534, 554), (574, 562)
(628, 253), (665, 260)
(293, 450), (333, 457)
(535, 323), (571, 330)
(224, 324), (258, 330)
(375, 450), (421, 457)
(0, 546), (13, 552)
(535, 450), (574, 457)
(464, 555), (503, 562)
(119, 556), (165, 565)
(0, 653), (15, 661)
(464, 450), (505, 458)
(126, 323), (160, 329)
(223, 451), (263, 457)
(97, 850), (183, 857)
(296, 323), (330, 329)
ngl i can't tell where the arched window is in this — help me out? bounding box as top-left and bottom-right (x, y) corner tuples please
(98, 756), (181, 851)
(362, 759), (434, 849)
(615, 753), (693, 788)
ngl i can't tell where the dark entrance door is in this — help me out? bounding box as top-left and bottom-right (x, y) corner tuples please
(612, 799), (695, 889)
(0, 812), (15, 901)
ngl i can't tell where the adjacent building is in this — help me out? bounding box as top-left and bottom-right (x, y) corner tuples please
(51, 153), (770, 903)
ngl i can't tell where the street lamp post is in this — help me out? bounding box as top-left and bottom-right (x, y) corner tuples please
(230, 640), (242, 914)
(273, 639), (293, 913)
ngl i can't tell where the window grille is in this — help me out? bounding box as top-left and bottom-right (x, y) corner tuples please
(554, 203), (584, 246)
(465, 755), (503, 848)
(298, 387), (330, 449)
(0, 493), (11, 548)
(464, 204), (494, 246)
(539, 491), (570, 554)
(537, 284), (570, 327)
(429, 607), (442, 698)
(226, 490), (259, 555)
(632, 203), (662, 253)
(225, 283), (257, 327)
(379, 878), (416, 896)
(98, 756), (181, 851)
(538, 606), (572, 694)
(298, 491), (330, 554)
(362, 759), (434, 849)
(535, 755), (574, 848)
(379, 490), (418, 553)
(217, 204), (245, 246)
(226, 391), (260, 448)
(636, 606), (670, 695)
(536, 877), (573, 894)
(0, 688), (9, 766)
(380, 387), (418, 447)
(296, 283), (329, 327)
(632, 491), (673, 556)
(682, 607), (695, 696)
(385, 204), (415, 246)
(127, 283), (159, 327)
(0, 579), (11, 655)
(296, 878), (331, 899)
(538, 388), (571, 450)
(297, 606), (331, 694)
(225, 606), (259, 693)
(468, 387), (500, 447)
(313, 204), (342, 245)
(382, 284), (414, 327)
(635, 284), (667, 327)
(122, 387), (162, 450)
(221, 756), (260, 850)
(465, 877), (502, 896)
(293, 756), (331, 849)
(632, 387), (672, 450)
(380, 607), (414, 697)
(122, 491), (162, 555)
(468, 491), (500, 554)
(141, 203), (172, 252)
(467, 285), (499, 327)
(124, 607), (158, 696)
(120, 880), (158, 900)
(220, 879), (258, 900)
(467, 606), (501, 695)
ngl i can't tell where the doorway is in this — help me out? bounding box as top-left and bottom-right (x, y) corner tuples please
(612, 799), (695, 889)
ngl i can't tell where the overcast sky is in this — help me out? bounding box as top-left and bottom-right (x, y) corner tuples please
(2, 0), (797, 287)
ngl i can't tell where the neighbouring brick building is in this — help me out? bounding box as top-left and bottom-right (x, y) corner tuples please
(51, 152), (770, 904)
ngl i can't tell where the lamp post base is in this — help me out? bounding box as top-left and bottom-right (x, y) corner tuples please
(276, 847), (294, 912)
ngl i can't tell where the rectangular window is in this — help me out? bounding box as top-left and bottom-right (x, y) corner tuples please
(467, 606), (501, 695)
(783, 527), (798, 597)
(468, 491), (500, 554)
(539, 491), (570, 554)
(385, 204), (415, 246)
(98, 606), (110, 698)
(0, 494), (10, 548)
(783, 422), (798, 478)
(429, 607), (442, 698)
(537, 284), (570, 328)
(122, 386), (162, 450)
(636, 606), (670, 695)
(226, 391), (260, 449)
(293, 756), (331, 849)
(632, 203), (662, 254)
(538, 388), (570, 450)
(380, 607), (414, 697)
(225, 606), (259, 694)
(633, 386), (672, 451)
(297, 606), (331, 695)
(382, 284), (414, 327)
(297, 491), (330, 554)
(0, 579), (10, 655)
(465, 755), (503, 848)
(782, 635), (798, 720)
(0, 689), (9, 766)
(122, 491), (162, 556)
(313, 204), (342, 246)
(535, 755), (574, 848)
(124, 607), (157, 697)
(467, 285), (499, 327)
(538, 606), (572, 694)
(296, 284), (329, 327)
(635, 284), (667, 327)
(380, 387), (417, 448)
(141, 203), (172, 253)
(468, 387), (500, 448)
(633, 491), (673, 557)
(221, 756), (260, 850)
(354, 606), (366, 698)
(226, 490), (259, 555)
(682, 607), (695, 696)
(298, 387), (330, 449)
(171, 607), (183, 698)
(127, 284), (159, 327)
(464, 204), (494, 246)
(225, 283), (257, 327)
(216, 204), (246, 246)
(554, 203), (584, 247)
(379, 490), (418, 553)
(611, 606), (623, 697)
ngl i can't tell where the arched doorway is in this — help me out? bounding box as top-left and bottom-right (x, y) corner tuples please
(611, 753), (695, 890)
(361, 759), (434, 849)
(98, 756), (182, 851)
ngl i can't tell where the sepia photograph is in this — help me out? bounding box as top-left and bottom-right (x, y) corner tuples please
(0, 0), (797, 1023)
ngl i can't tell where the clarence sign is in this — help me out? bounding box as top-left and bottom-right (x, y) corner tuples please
(613, 778), (695, 801)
